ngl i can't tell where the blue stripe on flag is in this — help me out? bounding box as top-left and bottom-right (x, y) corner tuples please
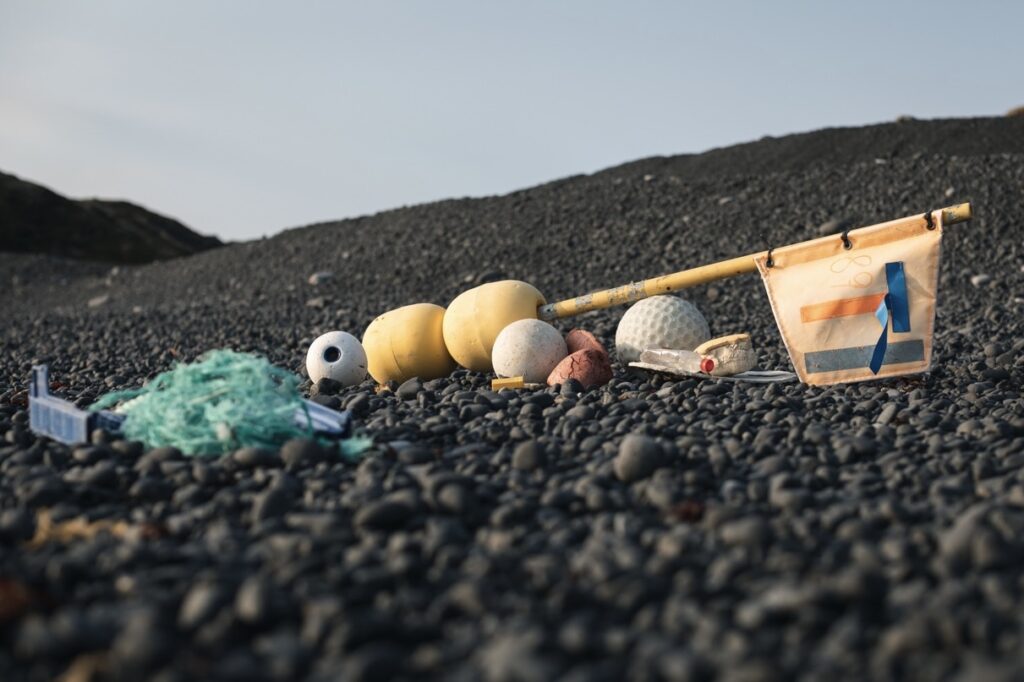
(886, 263), (910, 333)
(869, 262), (911, 374)
(805, 339), (925, 374)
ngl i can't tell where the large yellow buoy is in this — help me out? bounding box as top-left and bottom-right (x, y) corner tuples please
(362, 303), (455, 384)
(442, 280), (546, 373)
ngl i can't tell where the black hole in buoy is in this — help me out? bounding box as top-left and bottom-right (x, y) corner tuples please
(323, 346), (341, 363)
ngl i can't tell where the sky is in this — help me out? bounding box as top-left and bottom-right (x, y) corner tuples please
(2, 2), (1022, 242)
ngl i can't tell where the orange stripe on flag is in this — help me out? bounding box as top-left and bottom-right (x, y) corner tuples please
(800, 293), (886, 323)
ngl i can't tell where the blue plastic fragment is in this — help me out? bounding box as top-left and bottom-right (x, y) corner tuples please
(297, 398), (353, 438)
(28, 365), (126, 445)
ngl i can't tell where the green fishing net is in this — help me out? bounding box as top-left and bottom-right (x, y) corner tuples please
(91, 349), (370, 457)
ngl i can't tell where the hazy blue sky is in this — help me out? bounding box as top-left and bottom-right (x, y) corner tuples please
(2, 2), (1022, 241)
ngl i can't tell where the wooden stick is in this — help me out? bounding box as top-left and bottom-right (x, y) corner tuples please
(537, 203), (972, 321)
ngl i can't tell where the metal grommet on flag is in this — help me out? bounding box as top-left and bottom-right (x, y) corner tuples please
(924, 211), (935, 230)
(765, 247), (775, 268)
(841, 230), (853, 250)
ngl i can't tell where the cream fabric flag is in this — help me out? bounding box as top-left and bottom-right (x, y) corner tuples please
(755, 211), (943, 385)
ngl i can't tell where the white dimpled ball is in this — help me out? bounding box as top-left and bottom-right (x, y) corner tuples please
(492, 319), (568, 383)
(615, 295), (710, 363)
(306, 331), (368, 386)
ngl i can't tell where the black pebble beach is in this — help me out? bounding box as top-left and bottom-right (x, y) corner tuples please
(2, 117), (1024, 681)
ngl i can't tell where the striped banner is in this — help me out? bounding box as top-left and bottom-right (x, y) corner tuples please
(755, 211), (943, 385)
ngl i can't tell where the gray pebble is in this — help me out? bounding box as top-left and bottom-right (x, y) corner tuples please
(232, 447), (281, 468)
(512, 440), (546, 470)
(396, 377), (423, 400)
(355, 500), (414, 530)
(253, 485), (293, 522)
(614, 435), (664, 482)
(235, 576), (274, 625)
(178, 582), (227, 630)
(280, 438), (324, 468)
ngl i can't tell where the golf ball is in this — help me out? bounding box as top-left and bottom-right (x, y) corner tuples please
(614, 295), (710, 363)
(306, 331), (368, 386)
(492, 319), (568, 383)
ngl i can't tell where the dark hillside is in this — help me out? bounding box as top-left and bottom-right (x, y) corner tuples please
(0, 170), (221, 264)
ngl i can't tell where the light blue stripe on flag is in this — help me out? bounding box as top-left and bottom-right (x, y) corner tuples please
(805, 339), (925, 374)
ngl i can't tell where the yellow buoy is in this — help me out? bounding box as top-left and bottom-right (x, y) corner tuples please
(442, 280), (546, 372)
(362, 303), (455, 384)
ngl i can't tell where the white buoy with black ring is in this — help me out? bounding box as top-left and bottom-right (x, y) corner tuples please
(306, 331), (368, 386)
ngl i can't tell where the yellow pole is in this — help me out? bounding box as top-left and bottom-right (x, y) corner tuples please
(537, 203), (972, 321)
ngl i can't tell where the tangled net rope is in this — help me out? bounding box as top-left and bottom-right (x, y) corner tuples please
(91, 349), (355, 456)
